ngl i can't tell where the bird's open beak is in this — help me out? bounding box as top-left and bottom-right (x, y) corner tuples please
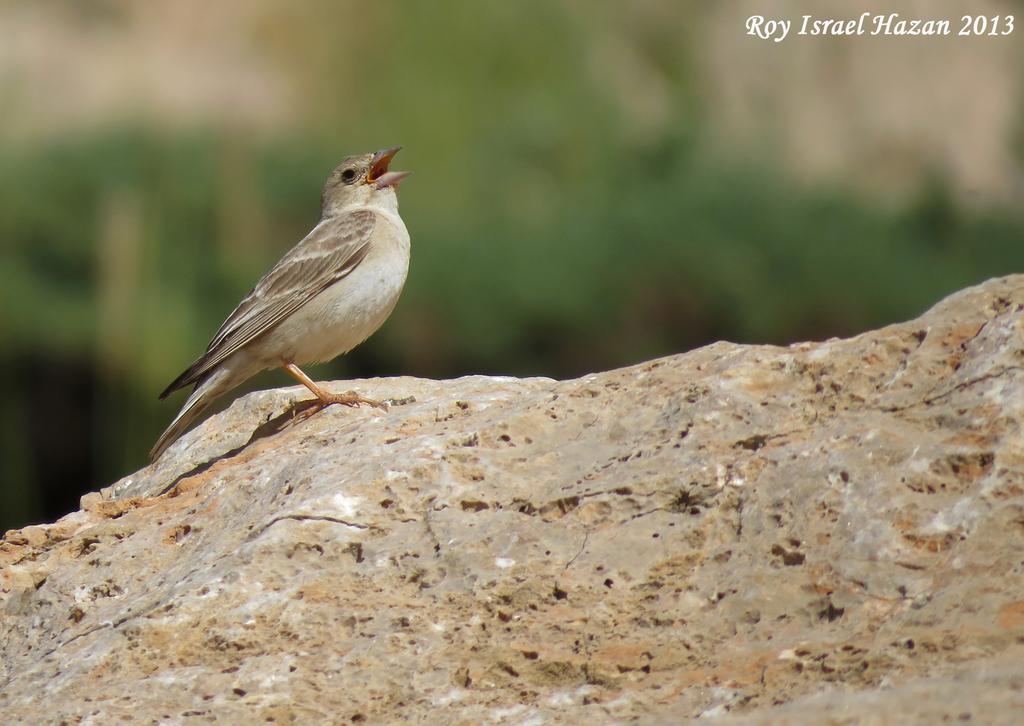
(366, 146), (412, 189)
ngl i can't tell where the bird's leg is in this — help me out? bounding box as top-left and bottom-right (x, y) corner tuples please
(281, 362), (388, 411)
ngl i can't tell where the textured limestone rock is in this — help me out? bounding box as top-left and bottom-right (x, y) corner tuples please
(3, 276), (1024, 723)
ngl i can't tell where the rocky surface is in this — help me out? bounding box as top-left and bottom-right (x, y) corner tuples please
(3, 276), (1024, 724)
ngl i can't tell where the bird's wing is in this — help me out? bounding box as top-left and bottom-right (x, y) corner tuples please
(160, 210), (377, 398)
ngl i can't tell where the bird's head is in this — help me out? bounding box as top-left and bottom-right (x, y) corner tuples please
(321, 146), (411, 216)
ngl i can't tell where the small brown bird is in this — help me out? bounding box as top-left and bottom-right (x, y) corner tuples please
(151, 147), (411, 461)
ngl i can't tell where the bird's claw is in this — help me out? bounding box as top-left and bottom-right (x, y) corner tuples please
(317, 390), (389, 411)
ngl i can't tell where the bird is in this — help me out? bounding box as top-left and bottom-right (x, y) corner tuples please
(150, 146), (412, 461)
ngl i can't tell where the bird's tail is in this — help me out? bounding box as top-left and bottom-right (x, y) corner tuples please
(150, 368), (236, 461)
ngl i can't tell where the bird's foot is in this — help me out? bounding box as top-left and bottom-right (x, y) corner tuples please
(318, 390), (389, 410)
(287, 390), (388, 422)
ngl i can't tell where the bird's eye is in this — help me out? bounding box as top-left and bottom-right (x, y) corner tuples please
(340, 168), (357, 183)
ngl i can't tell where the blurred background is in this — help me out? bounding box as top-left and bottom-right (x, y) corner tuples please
(2, 0), (1023, 531)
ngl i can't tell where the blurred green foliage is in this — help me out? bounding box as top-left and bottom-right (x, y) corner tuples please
(3, 127), (1023, 533)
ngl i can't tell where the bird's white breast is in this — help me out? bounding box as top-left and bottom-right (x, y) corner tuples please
(260, 206), (410, 366)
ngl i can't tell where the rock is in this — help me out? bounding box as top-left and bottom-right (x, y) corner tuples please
(3, 275), (1024, 723)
